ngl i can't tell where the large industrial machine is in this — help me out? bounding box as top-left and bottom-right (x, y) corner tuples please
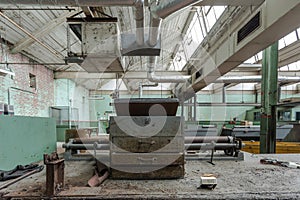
(63, 98), (244, 179)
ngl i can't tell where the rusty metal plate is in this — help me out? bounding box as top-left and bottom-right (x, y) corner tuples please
(113, 98), (179, 116)
(111, 136), (184, 153)
(110, 153), (184, 166)
(110, 165), (184, 179)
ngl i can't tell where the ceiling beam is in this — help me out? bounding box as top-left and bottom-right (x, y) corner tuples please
(80, 6), (93, 17)
(252, 39), (300, 70)
(278, 39), (300, 67)
(11, 11), (78, 54)
(54, 71), (188, 79)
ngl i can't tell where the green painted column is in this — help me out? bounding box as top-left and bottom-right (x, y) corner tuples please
(260, 42), (278, 154)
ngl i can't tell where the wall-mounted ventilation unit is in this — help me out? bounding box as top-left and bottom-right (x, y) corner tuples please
(237, 12), (261, 44)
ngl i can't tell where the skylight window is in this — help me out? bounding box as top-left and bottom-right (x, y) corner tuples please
(279, 60), (300, 71)
(171, 6), (226, 70)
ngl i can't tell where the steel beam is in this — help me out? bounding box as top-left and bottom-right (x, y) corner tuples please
(260, 42), (278, 154)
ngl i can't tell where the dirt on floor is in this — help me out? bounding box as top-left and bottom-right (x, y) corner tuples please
(1, 152), (300, 199)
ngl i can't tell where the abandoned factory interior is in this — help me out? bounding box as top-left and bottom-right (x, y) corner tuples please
(1, 0), (300, 199)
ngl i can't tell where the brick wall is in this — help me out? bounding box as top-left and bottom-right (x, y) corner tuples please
(0, 45), (54, 117)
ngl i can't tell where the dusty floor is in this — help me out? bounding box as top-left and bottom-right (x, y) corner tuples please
(1, 152), (300, 199)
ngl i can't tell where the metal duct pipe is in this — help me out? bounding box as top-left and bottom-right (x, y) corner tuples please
(138, 82), (158, 98)
(148, 71), (190, 83)
(148, 0), (201, 46)
(147, 56), (190, 83)
(150, 0), (202, 19)
(275, 76), (300, 83)
(148, 13), (162, 47)
(135, 0), (145, 46)
(215, 76), (300, 84)
(142, 83), (159, 87)
(139, 82), (143, 98)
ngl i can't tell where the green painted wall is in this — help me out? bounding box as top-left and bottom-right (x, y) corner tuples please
(194, 93), (256, 121)
(0, 116), (56, 170)
(54, 79), (90, 128)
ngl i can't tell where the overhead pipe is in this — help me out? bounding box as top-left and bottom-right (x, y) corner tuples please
(138, 82), (158, 98)
(150, 0), (202, 19)
(215, 76), (300, 84)
(147, 0), (200, 80)
(147, 56), (190, 83)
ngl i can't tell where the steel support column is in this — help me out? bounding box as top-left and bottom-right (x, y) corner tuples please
(260, 42), (278, 154)
(193, 94), (197, 121)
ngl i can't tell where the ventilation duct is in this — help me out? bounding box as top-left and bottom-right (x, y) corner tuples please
(148, 0), (202, 46)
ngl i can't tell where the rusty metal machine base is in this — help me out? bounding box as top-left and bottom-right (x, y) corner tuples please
(44, 152), (65, 197)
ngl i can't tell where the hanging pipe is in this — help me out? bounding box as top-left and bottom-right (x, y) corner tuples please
(147, 56), (190, 83)
(139, 82), (143, 98)
(135, 0), (145, 46)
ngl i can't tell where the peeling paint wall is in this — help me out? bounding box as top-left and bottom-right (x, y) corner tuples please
(0, 44), (54, 117)
(0, 115), (56, 170)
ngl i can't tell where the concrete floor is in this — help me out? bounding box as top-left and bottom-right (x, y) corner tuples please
(1, 152), (300, 199)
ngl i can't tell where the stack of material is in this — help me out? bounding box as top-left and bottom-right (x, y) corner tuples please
(242, 141), (300, 154)
(109, 98), (184, 179)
